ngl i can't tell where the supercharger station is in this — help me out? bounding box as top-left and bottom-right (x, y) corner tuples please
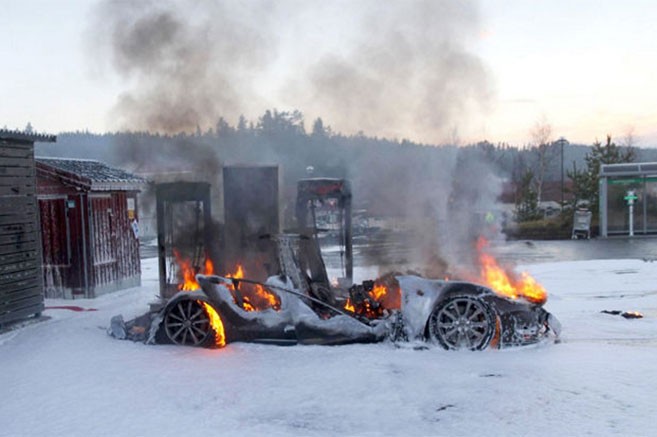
(598, 162), (657, 237)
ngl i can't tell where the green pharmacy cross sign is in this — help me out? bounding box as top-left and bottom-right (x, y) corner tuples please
(624, 192), (638, 204)
(625, 190), (637, 236)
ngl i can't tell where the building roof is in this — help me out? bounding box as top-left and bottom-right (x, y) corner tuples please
(36, 157), (146, 192)
(599, 162), (657, 178)
(0, 129), (56, 143)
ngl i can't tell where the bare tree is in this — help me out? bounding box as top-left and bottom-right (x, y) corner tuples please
(528, 116), (557, 204)
(621, 125), (637, 148)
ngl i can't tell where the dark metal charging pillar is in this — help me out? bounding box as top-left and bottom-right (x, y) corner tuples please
(342, 188), (353, 282)
(295, 178), (353, 283)
(156, 182), (212, 298)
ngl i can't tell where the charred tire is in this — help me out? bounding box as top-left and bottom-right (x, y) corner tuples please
(309, 283), (336, 306)
(163, 298), (214, 347)
(428, 294), (496, 351)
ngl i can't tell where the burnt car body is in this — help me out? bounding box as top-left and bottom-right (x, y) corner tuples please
(146, 233), (560, 351)
(115, 178), (559, 351)
(148, 271), (559, 351)
(154, 275), (387, 348)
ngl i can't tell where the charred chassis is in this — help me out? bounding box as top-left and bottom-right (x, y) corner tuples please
(128, 178), (560, 351)
(150, 233), (560, 351)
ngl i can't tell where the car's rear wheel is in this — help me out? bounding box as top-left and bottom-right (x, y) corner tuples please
(163, 298), (213, 347)
(428, 295), (496, 350)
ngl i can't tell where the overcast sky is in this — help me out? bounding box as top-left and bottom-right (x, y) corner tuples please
(1, 0), (656, 146)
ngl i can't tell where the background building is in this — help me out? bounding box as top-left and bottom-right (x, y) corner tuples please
(0, 129), (55, 326)
(599, 162), (657, 237)
(36, 157), (145, 298)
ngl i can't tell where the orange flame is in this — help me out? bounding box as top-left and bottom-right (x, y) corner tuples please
(370, 284), (387, 301)
(241, 299), (256, 312)
(343, 281), (400, 318)
(171, 252), (225, 347)
(173, 249), (205, 291)
(200, 301), (226, 347)
(226, 264), (281, 312)
(204, 258), (215, 276)
(226, 264), (244, 281)
(173, 250), (214, 291)
(255, 284), (280, 310)
(173, 254), (280, 345)
(477, 237), (547, 304)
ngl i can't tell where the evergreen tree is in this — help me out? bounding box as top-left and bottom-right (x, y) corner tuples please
(311, 117), (326, 137)
(237, 115), (248, 132)
(215, 117), (234, 138)
(515, 169), (541, 222)
(568, 135), (635, 214)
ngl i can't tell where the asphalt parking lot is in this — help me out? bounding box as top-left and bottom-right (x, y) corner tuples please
(140, 233), (657, 269)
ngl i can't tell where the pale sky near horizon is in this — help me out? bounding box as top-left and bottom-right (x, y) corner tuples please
(2, 0), (657, 147)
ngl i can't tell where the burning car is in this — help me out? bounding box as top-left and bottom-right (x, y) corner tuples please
(115, 232), (559, 351)
(111, 178), (560, 351)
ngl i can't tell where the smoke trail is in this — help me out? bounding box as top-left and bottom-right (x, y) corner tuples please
(89, 0), (277, 133)
(351, 142), (505, 278)
(90, 0), (491, 142)
(89, 0), (501, 278)
(292, 1), (492, 144)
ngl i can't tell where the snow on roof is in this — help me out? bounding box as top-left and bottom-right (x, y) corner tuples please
(36, 157), (146, 192)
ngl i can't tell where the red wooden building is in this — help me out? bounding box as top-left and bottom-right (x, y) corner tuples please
(36, 158), (145, 298)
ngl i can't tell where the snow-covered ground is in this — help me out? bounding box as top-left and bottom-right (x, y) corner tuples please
(2, 256), (657, 436)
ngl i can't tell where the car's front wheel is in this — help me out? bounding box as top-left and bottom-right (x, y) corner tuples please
(427, 294), (496, 350)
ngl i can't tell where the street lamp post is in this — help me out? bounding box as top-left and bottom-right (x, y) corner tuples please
(559, 137), (568, 208)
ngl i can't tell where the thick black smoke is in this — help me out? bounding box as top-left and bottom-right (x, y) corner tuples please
(90, 0), (490, 142)
(89, 0), (276, 133)
(88, 0), (503, 278)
